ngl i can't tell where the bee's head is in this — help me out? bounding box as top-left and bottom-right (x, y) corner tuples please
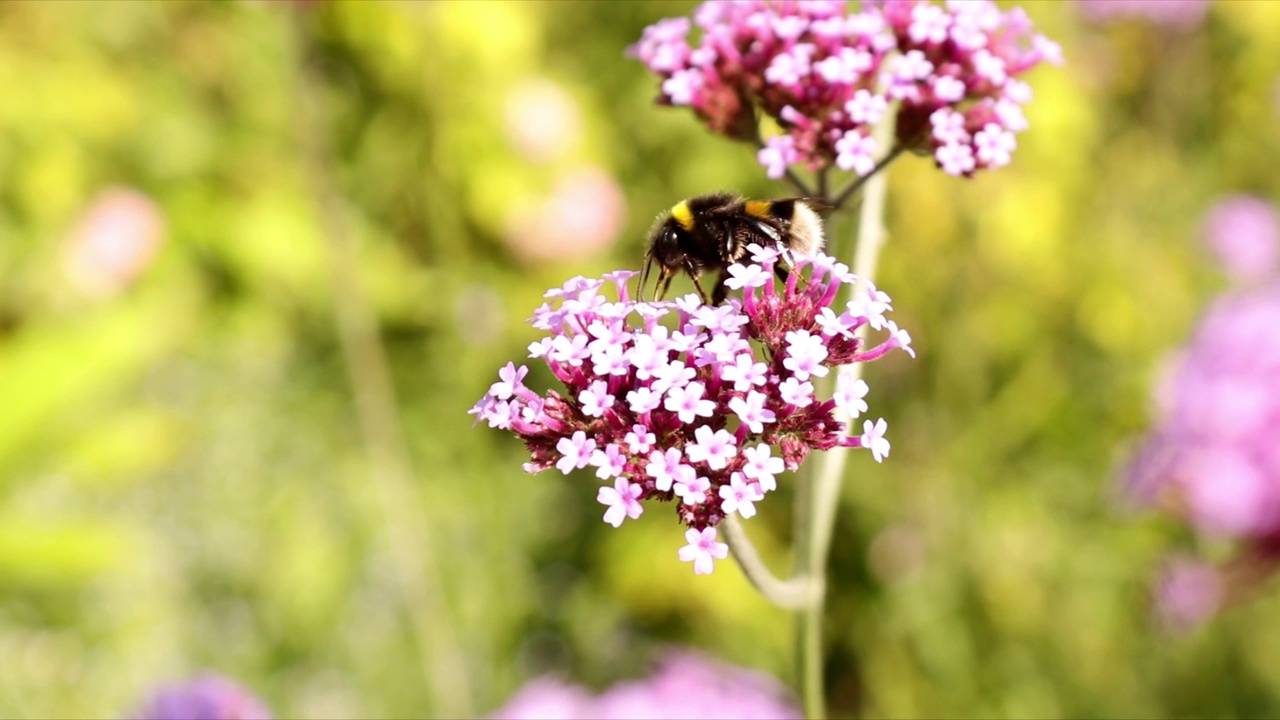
(641, 216), (690, 301)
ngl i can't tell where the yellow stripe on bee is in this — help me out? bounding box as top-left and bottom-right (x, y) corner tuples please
(744, 200), (773, 219)
(670, 200), (694, 230)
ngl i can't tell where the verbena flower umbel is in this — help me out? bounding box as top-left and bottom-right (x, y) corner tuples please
(630, 0), (1062, 179)
(472, 246), (912, 574)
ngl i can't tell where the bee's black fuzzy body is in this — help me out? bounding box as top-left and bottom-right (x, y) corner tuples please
(642, 192), (827, 303)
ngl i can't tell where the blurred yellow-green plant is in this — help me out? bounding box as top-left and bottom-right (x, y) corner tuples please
(2, 1), (1280, 718)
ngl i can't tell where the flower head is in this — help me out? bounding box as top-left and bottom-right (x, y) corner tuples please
(489, 650), (800, 719)
(130, 675), (272, 720)
(473, 249), (911, 574)
(1126, 280), (1280, 621)
(631, 0), (1060, 180)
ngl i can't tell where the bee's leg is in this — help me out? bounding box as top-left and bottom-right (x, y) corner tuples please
(773, 263), (790, 284)
(689, 273), (712, 305)
(711, 271), (731, 305)
(656, 271), (675, 302)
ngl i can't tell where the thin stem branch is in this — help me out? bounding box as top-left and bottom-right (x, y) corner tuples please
(828, 144), (907, 210)
(722, 515), (817, 610)
(291, 16), (473, 717)
(795, 110), (898, 720)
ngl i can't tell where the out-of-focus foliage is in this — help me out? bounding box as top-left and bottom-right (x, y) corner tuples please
(1, 1), (1279, 718)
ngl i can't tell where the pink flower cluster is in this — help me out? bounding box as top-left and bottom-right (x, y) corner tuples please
(1128, 280), (1280, 543)
(471, 245), (912, 575)
(629, 0), (1061, 180)
(1127, 280), (1280, 625)
(490, 650), (799, 719)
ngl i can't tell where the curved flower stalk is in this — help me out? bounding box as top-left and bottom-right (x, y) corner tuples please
(630, 0), (1062, 186)
(471, 246), (912, 575)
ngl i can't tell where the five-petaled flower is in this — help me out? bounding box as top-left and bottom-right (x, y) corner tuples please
(472, 246), (911, 574)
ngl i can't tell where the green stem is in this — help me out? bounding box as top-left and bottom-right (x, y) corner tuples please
(721, 515), (815, 610)
(796, 110), (899, 720)
(291, 15), (473, 717)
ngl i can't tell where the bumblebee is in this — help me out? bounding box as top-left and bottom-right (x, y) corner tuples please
(641, 192), (827, 304)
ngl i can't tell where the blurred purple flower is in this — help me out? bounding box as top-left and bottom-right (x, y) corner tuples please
(489, 651), (800, 719)
(131, 674), (272, 720)
(471, 248), (911, 574)
(1202, 195), (1280, 285)
(630, 0), (1061, 180)
(1154, 556), (1224, 631)
(63, 187), (165, 298)
(1076, 0), (1209, 29)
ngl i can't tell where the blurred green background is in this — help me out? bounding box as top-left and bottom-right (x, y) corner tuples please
(3, 1), (1280, 717)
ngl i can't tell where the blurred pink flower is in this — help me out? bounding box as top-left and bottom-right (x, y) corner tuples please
(504, 166), (626, 266)
(505, 78), (583, 162)
(1127, 280), (1280, 623)
(1076, 0), (1209, 29)
(1127, 281), (1280, 540)
(63, 187), (165, 298)
(489, 651), (800, 720)
(1202, 195), (1280, 285)
(131, 674), (272, 720)
(1154, 556), (1224, 631)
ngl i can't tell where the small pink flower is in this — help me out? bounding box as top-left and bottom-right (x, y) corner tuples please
(833, 370), (870, 418)
(757, 136), (799, 180)
(782, 330), (830, 380)
(590, 444), (628, 480)
(721, 353), (770, 392)
(579, 380), (616, 418)
(678, 527), (729, 575)
(664, 381), (716, 423)
(779, 377), (815, 408)
(556, 431), (598, 474)
(674, 469), (712, 506)
(686, 425), (738, 471)
(647, 448), (686, 492)
(861, 418), (891, 463)
(598, 478), (645, 527)
(625, 426), (656, 454)
(719, 472), (766, 519)
(728, 391), (777, 434)
(742, 444), (785, 493)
